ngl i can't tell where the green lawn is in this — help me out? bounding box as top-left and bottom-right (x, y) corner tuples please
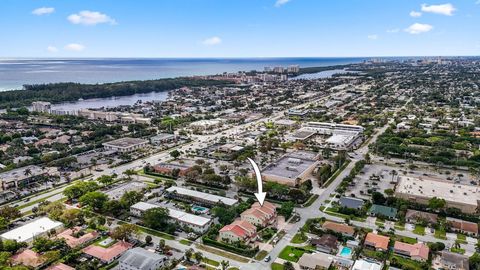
(278, 246), (310, 262)
(202, 257), (220, 267)
(271, 263), (284, 270)
(397, 236), (417, 244)
(413, 224), (426, 235)
(457, 234), (467, 244)
(451, 247), (466, 254)
(434, 229), (447, 240)
(390, 255), (427, 270)
(254, 250), (268, 260)
(179, 239), (193, 246)
(290, 232), (308, 244)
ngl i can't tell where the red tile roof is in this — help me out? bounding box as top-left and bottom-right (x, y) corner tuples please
(83, 241), (133, 262)
(365, 233), (390, 250)
(394, 241), (429, 260)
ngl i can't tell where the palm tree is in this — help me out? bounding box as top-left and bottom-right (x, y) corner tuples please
(194, 251), (203, 264)
(124, 169), (136, 181)
(220, 260), (230, 270)
(389, 169), (398, 182)
(24, 168), (32, 177)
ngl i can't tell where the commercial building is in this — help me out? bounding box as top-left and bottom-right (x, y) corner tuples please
(189, 119), (223, 132)
(102, 137), (149, 153)
(104, 181), (148, 200)
(130, 202), (212, 233)
(1, 217), (63, 242)
(261, 151), (319, 186)
(31, 101), (52, 113)
(0, 165), (48, 190)
(152, 163), (192, 177)
(150, 133), (177, 145)
(302, 122), (364, 150)
(118, 247), (167, 270)
(395, 176), (480, 214)
(165, 186), (238, 207)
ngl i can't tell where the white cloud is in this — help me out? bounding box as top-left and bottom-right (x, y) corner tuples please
(386, 28), (400, 33)
(476, 0), (480, 4)
(47, 46), (58, 53)
(405, 23), (434, 34)
(32, 7), (55, 16)
(421, 3), (456, 16)
(64, 43), (85, 52)
(367, 34), (379, 40)
(202, 36), (222, 46)
(68, 11), (116, 26)
(410, 11), (422, 17)
(275, 0), (291, 7)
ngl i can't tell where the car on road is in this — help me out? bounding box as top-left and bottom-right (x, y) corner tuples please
(264, 255), (271, 262)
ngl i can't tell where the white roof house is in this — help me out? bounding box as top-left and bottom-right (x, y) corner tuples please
(130, 202), (212, 233)
(352, 259), (382, 270)
(166, 186), (238, 206)
(0, 217), (63, 242)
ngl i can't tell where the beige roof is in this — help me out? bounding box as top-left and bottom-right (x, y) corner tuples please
(298, 252), (333, 269)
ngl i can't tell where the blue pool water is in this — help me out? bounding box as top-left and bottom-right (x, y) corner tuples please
(192, 206), (208, 212)
(339, 247), (352, 257)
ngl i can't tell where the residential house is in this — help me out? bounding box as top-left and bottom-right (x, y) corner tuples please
(321, 221), (355, 237)
(364, 233), (390, 251)
(368, 204), (397, 220)
(83, 241), (133, 264)
(393, 241), (430, 261)
(405, 210), (438, 225)
(240, 201), (277, 227)
(118, 247), (167, 270)
(339, 197), (365, 210)
(310, 234), (338, 254)
(435, 251), (470, 270)
(297, 252), (333, 270)
(219, 220), (257, 243)
(447, 217), (478, 236)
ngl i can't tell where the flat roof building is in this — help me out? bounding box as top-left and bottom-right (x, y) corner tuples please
(130, 202), (212, 233)
(118, 247), (167, 270)
(1, 217), (63, 243)
(261, 151), (319, 186)
(0, 165), (47, 190)
(102, 137), (148, 153)
(395, 176), (479, 214)
(166, 186), (238, 206)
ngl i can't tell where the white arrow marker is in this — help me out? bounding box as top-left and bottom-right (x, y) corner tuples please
(247, 158), (266, 206)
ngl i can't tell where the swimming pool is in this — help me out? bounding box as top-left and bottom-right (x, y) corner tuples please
(192, 205), (209, 213)
(339, 246), (353, 258)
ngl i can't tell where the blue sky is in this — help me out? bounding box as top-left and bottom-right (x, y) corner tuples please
(1, 0), (479, 57)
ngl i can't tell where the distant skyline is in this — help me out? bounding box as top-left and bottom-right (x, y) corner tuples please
(1, 0), (480, 58)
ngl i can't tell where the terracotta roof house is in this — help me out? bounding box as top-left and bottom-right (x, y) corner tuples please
(47, 263), (75, 270)
(219, 220), (257, 243)
(364, 233), (390, 251)
(240, 201), (277, 227)
(56, 227), (99, 248)
(83, 241), (133, 264)
(393, 241), (430, 261)
(405, 210), (438, 225)
(310, 234), (338, 254)
(321, 221), (355, 237)
(298, 252), (333, 270)
(11, 249), (45, 268)
(447, 217), (478, 236)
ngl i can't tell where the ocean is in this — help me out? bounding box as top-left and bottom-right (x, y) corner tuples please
(0, 57), (367, 91)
